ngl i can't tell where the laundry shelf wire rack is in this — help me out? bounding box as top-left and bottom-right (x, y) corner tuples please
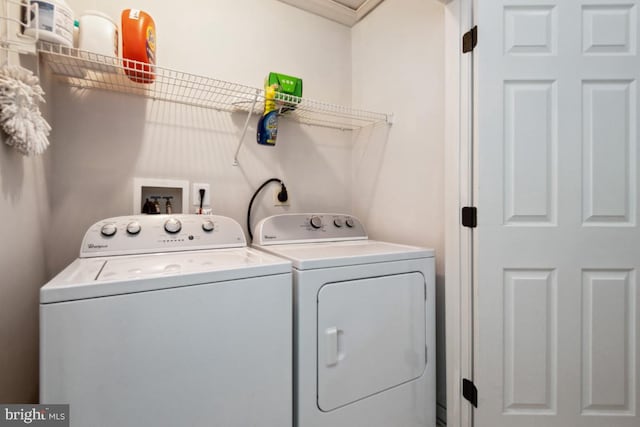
(38, 41), (392, 131)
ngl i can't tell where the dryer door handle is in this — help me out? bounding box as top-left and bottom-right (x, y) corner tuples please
(325, 327), (340, 366)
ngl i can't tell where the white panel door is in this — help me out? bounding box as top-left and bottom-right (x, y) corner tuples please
(476, 1), (639, 426)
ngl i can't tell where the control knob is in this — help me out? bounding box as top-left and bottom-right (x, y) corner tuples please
(310, 216), (323, 229)
(333, 218), (344, 228)
(126, 221), (141, 235)
(202, 220), (215, 232)
(100, 223), (117, 237)
(164, 218), (182, 234)
(345, 218), (355, 228)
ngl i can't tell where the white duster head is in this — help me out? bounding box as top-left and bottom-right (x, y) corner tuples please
(0, 65), (51, 156)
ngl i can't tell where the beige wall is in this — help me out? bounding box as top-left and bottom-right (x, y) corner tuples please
(351, 0), (446, 419)
(0, 53), (52, 401)
(0, 147), (50, 403)
(47, 0), (354, 276)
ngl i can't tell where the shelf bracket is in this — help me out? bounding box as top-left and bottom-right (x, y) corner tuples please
(386, 113), (395, 125)
(233, 89), (260, 166)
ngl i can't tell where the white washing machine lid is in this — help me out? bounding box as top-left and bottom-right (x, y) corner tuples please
(41, 248), (291, 303)
(253, 240), (434, 270)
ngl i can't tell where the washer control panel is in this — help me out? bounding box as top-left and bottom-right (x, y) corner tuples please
(81, 214), (246, 258)
(254, 213), (367, 245)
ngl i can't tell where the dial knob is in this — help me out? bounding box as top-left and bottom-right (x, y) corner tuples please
(345, 218), (355, 228)
(126, 221), (141, 235)
(202, 220), (215, 232)
(310, 216), (323, 229)
(100, 223), (117, 237)
(333, 218), (344, 228)
(164, 218), (182, 234)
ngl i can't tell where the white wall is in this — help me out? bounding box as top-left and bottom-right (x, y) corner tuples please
(0, 49), (52, 401)
(0, 147), (50, 403)
(47, 0), (354, 275)
(351, 0), (446, 421)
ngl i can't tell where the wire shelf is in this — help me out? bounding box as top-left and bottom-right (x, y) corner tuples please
(38, 41), (392, 131)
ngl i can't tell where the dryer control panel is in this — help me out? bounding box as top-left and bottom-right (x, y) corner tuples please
(254, 213), (367, 245)
(80, 215), (246, 258)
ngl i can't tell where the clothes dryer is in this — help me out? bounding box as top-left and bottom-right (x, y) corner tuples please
(253, 213), (435, 427)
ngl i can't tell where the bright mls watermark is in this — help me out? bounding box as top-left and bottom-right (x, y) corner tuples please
(0, 405), (68, 426)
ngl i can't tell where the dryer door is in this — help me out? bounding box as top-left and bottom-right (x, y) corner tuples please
(317, 272), (426, 411)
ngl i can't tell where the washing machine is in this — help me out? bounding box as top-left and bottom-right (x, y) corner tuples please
(40, 214), (292, 427)
(253, 213), (435, 427)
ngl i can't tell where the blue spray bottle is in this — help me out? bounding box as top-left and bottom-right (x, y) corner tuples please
(257, 84), (278, 146)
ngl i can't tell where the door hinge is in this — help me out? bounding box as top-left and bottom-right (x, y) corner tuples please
(461, 206), (477, 228)
(462, 378), (478, 407)
(462, 26), (478, 53)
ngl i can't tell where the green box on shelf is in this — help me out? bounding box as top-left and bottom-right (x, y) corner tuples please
(267, 72), (303, 111)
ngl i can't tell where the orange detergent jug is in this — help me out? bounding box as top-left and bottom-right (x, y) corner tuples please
(121, 9), (156, 83)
